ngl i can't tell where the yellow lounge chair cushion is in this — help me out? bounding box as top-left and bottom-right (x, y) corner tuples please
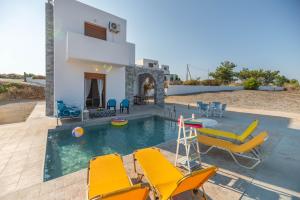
(198, 128), (239, 140)
(88, 154), (131, 199)
(172, 167), (217, 197)
(135, 148), (183, 186)
(198, 131), (268, 153)
(134, 148), (217, 200)
(99, 183), (150, 200)
(197, 120), (259, 143)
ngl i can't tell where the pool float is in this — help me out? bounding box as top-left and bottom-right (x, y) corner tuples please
(72, 127), (84, 137)
(111, 117), (128, 126)
(177, 118), (203, 128)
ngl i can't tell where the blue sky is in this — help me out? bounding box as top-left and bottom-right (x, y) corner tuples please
(0, 0), (299, 80)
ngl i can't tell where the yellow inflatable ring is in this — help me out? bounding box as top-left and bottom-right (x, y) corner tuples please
(111, 118), (128, 126)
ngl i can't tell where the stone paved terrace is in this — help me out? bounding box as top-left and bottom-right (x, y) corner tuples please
(0, 102), (300, 199)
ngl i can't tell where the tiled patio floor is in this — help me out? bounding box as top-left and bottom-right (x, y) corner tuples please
(0, 102), (300, 199)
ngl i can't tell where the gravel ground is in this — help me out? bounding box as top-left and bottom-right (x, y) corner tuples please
(166, 90), (300, 114)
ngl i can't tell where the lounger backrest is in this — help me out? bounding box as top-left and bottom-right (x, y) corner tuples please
(239, 120), (259, 142)
(171, 166), (217, 197)
(238, 132), (268, 153)
(96, 183), (150, 200)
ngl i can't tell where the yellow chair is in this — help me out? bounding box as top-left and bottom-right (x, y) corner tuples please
(197, 119), (259, 143)
(87, 153), (150, 200)
(198, 131), (268, 169)
(133, 147), (217, 200)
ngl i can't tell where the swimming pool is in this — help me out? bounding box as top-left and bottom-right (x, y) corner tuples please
(44, 115), (177, 181)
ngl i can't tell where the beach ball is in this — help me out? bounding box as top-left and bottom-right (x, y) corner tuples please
(72, 127), (84, 138)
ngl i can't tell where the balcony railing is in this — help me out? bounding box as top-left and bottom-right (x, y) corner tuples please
(66, 32), (135, 66)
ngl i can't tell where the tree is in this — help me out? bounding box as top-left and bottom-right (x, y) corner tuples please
(237, 68), (280, 85)
(274, 75), (289, 87)
(261, 70), (280, 85)
(209, 61), (237, 85)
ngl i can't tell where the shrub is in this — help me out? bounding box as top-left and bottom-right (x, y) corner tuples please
(200, 79), (221, 86)
(183, 80), (201, 85)
(274, 75), (289, 87)
(0, 85), (8, 93)
(284, 79), (300, 91)
(32, 75), (46, 79)
(0, 82), (26, 94)
(169, 80), (183, 85)
(243, 78), (261, 90)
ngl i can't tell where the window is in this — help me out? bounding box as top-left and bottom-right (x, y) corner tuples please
(148, 63), (154, 68)
(84, 22), (107, 40)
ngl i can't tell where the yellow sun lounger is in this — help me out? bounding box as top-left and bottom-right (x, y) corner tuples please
(87, 153), (150, 200)
(133, 148), (217, 200)
(198, 131), (268, 169)
(197, 119), (259, 143)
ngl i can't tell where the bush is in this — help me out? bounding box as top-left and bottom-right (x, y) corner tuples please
(0, 85), (8, 93)
(169, 80), (183, 85)
(32, 75), (45, 79)
(274, 75), (289, 87)
(0, 82), (25, 94)
(0, 73), (23, 79)
(243, 78), (261, 90)
(284, 79), (300, 91)
(183, 80), (201, 85)
(200, 79), (221, 86)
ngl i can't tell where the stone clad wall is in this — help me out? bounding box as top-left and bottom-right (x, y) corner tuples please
(45, 1), (54, 116)
(125, 66), (165, 106)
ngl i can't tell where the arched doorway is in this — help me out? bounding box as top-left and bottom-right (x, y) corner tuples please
(138, 73), (157, 104)
(125, 66), (165, 106)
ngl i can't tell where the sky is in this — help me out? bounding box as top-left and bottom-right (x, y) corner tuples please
(0, 0), (300, 80)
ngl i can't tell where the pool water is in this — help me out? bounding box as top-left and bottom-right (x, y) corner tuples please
(44, 116), (177, 181)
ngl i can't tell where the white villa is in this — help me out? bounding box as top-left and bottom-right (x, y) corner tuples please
(45, 0), (167, 116)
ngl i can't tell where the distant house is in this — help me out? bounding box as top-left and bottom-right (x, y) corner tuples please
(135, 58), (170, 82)
(170, 74), (181, 82)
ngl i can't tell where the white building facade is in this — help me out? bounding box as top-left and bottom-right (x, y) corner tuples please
(46, 0), (135, 115)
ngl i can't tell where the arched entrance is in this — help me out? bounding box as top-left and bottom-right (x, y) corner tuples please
(138, 73), (157, 104)
(125, 66), (165, 106)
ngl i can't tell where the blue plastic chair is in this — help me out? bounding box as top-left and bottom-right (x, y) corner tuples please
(200, 103), (210, 117)
(120, 99), (129, 114)
(197, 101), (203, 110)
(107, 99), (117, 111)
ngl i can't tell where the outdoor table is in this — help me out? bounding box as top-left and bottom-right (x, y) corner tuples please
(194, 118), (218, 128)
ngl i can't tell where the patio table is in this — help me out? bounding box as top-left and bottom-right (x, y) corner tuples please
(194, 118), (218, 128)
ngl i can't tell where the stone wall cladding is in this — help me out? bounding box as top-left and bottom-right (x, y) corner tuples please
(125, 66), (135, 106)
(125, 66), (165, 106)
(45, 1), (54, 116)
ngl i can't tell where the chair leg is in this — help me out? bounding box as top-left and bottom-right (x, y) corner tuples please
(200, 146), (215, 155)
(202, 186), (207, 200)
(133, 155), (137, 173)
(228, 151), (261, 169)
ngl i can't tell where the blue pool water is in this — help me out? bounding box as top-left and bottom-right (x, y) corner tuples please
(44, 116), (177, 181)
